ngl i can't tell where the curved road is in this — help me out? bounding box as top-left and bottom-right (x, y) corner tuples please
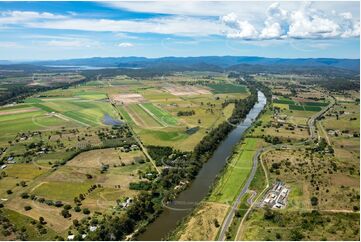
(217, 94), (336, 241)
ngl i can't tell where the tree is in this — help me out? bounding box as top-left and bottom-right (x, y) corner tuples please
(290, 230), (304, 241)
(310, 196), (318, 206)
(39, 217), (46, 225)
(61, 209), (71, 218)
(54, 201), (63, 207)
(73, 219), (79, 227)
(82, 208), (90, 215)
(213, 219), (220, 227)
(20, 192), (29, 199)
(64, 204), (72, 210)
(24, 206), (32, 211)
(263, 207), (274, 220)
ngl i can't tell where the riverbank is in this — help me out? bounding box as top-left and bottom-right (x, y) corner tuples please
(137, 91), (267, 240)
(168, 93), (268, 241)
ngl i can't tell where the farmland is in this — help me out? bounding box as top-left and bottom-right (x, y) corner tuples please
(0, 72), (251, 240)
(171, 73), (360, 241)
(0, 68), (359, 241)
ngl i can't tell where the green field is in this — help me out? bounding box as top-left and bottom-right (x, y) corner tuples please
(32, 181), (94, 202)
(126, 104), (163, 127)
(274, 98), (295, 105)
(289, 104), (322, 112)
(207, 83), (247, 94)
(289, 104), (305, 111)
(303, 105), (322, 111)
(208, 138), (260, 204)
(141, 103), (178, 126)
(302, 101), (328, 107)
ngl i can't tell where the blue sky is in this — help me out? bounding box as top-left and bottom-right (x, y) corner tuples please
(0, 1), (359, 60)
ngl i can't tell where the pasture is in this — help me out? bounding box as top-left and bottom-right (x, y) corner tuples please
(208, 138), (263, 204)
(2, 147), (152, 236)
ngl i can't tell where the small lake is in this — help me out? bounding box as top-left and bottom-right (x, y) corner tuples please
(102, 114), (123, 126)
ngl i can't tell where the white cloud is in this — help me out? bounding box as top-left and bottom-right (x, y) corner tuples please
(118, 42), (134, 47)
(260, 22), (283, 39)
(26, 16), (224, 37)
(105, 2), (265, 17)
(0, 10), (65, 25)
(221, 14), (258, 39)
(221, 2), (360, 40)
(42, 38), (100, 48)
(0, 3), (359, 41)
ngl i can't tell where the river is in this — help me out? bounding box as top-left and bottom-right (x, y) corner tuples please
(138, 91), (267, 240)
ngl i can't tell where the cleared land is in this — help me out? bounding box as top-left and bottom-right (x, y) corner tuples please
(110, 93), (146, 104)
(163, 85), (211, 96)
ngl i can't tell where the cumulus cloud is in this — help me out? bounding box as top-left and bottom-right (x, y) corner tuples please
(221, 13), (258, 39)
(221, 2), (360, 40)
(118, 42), (134, 47)
(0, 3), (359, 40)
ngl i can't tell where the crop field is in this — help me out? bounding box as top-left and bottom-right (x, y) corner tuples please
(206, 83), (247, 94)
(273, 98), (295, 105)
(141, 103), (178, 126)
(0, 108), (78, 139)
(109, 76), (250, 151)
(124, 104), (163, 128)
(0, 73), (251, 239)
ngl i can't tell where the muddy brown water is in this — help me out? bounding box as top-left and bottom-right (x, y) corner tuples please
(137, 91), (267, 240)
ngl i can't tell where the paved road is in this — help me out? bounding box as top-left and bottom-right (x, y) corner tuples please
(308, 96), (336, 140)
(246, 190), (257, 206)
(218, 94), (336, 241)
(217, 147), (266, 240)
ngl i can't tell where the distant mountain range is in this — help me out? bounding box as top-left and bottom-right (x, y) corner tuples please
(28, 56), (359, 72)
(0, 56), (359, 77)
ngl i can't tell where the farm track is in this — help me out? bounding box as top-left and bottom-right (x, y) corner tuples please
(109, 101), (161, 174)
